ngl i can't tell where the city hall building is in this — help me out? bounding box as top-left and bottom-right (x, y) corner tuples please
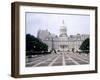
(37, 21), (89, 52)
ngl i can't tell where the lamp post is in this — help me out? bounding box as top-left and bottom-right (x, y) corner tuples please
(51, 37), (54, 50)
(62, 45), (64, 53)
(51, 37), (56, 53)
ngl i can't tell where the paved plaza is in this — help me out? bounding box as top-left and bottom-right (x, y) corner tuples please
(26, 52), (89, 67)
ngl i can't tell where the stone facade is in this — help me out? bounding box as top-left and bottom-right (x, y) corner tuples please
(37, 21), (89, 52)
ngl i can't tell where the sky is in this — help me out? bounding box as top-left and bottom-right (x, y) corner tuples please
(25, 12), (90, 37)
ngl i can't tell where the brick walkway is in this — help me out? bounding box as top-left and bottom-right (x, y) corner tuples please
(26, 52), (89, 67)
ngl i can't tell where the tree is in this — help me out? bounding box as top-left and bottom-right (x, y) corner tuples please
(79, 38), (89, 54)
(26, 34), (48, 55)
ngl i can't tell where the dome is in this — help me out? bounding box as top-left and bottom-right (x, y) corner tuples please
(59, 20), (67, 37)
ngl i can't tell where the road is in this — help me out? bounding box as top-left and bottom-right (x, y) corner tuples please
(26, 52), (89, 67)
